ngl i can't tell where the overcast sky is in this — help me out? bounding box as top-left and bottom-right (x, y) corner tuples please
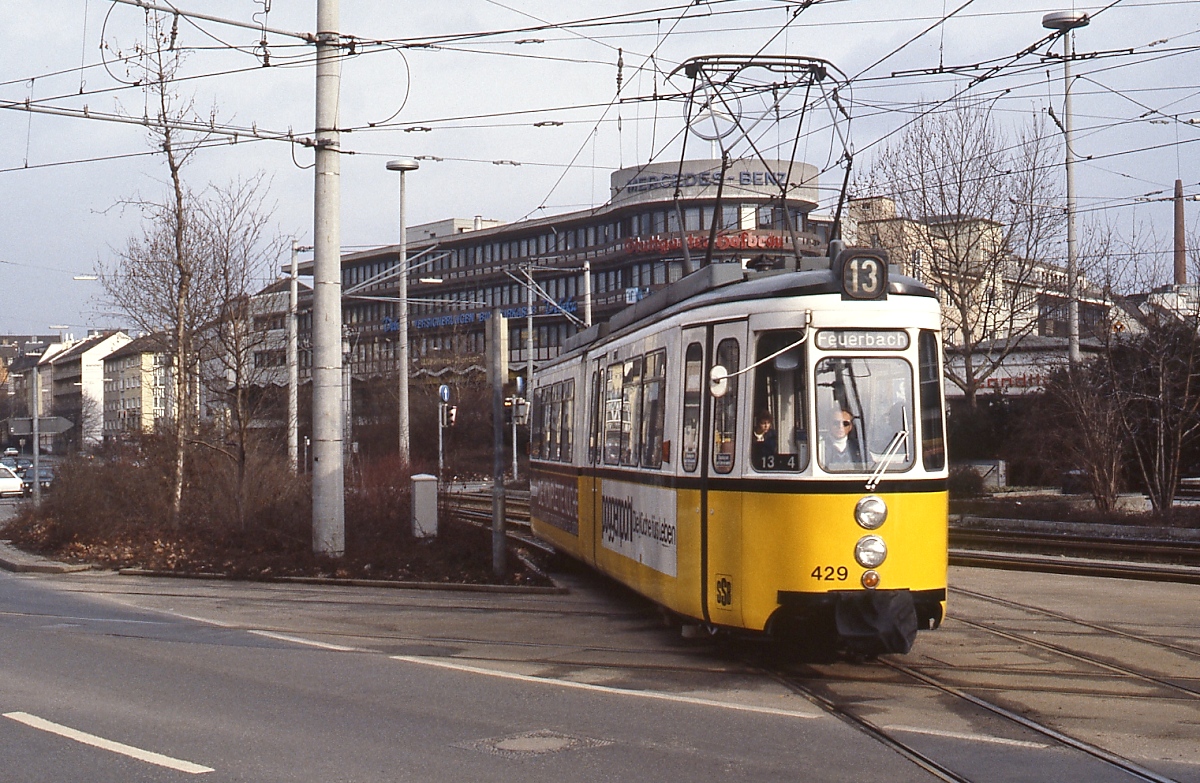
(2, 0), (1197, 337)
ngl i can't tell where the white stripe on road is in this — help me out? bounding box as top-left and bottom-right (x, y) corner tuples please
(4, 712), (214, 774)
(391, 655), (823, 719)
(249, 629), (363, 652)
(883, 724), (1050, 748)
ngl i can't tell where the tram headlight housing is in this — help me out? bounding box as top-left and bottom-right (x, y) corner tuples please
(855, 535), (887, 568)
(854, 495), (887, 530)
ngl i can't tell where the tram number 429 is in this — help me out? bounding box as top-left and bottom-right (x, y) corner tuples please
(811, 566), (849, 581)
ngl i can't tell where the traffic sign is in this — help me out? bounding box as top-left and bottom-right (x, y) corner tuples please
(438, 384), (451, 403)
(6, 417), (75, 436)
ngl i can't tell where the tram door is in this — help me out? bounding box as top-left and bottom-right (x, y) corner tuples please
(682, 321), (747, 626)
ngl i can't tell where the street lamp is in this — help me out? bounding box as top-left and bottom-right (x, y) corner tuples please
(386, 158), (420, 466)
(1043, 10), (1089, 365)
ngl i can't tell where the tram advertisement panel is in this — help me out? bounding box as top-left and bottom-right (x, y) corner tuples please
(531, 471), (579, 536)
(600, 479), (677, 577)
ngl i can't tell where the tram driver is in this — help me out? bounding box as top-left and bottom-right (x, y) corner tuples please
(822, 407), (865, 470)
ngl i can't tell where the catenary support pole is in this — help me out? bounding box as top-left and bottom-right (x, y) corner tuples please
(311, 0), (345, 556)
(288, 241), (300, 474)
(489, 311), (507, 579)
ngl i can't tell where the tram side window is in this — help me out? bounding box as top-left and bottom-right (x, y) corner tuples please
(560, 378), (575, 463)
(604, 363), (623, 465)
(919, 330), (946, 470)
(641, 350), (666, 468)
(548, 383), (563, 461)
(712, 338), (740, 474)
(621, 357), (644, 467)
(682, 343), (703, 473)
(531, 386), (548, 460)
(751, 331), (808, 472)
(589, 369), (602, 465)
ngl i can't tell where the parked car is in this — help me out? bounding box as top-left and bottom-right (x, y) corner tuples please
(0, 465), (22, 497)
(3, 447), (18, 457)
(14, 458), (32, 476)
(21, 467), (53, 497)
(0, 457), (17, 472)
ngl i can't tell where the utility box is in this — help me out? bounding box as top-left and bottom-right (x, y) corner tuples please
(411, 474), (438, 539)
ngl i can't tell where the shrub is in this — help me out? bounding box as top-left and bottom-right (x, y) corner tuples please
(949, 465), (985, 499)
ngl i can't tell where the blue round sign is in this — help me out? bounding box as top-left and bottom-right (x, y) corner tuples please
(439, 384), (451, 403)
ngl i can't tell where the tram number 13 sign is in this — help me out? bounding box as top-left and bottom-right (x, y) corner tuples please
(839, 250), (889, 301)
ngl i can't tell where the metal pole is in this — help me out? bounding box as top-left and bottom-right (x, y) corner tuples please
(437, 403), (444, 478)
(311, 0), (345, 556)
(526, 265), (534, 394)
(31, 362), (40, 505)
(525, 267), (535, 469)
(583, 260), (593, 327)
(398, 169), (410, 467)
(1045, 11), (1088, 367)
(387, 159), (419, 468)
(488, 310), (507, 579)
(342, 329), (352, 463)
(511, 401), (518, 480)
(1064, 29), (1081, 365)
(287, 241), (300, 474)
(1175, 179), (1187, 286)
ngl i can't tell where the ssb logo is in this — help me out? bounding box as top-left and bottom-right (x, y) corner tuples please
(715, 575), (733, 608)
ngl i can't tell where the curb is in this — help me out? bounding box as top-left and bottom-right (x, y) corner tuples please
(116, 568), (568, 594)
(0, 540), (566, 593)
(0, 541), (93, 574)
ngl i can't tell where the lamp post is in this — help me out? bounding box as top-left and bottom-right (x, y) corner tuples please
(1044, 10), (1089, 366)
(386, 158), (420, 466)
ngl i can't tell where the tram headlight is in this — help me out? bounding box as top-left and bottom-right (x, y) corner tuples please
(854, 495), (887, 530)
(854, 535), (887, 568)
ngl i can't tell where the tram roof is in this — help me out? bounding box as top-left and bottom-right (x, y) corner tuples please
(558, 259), (935, 359)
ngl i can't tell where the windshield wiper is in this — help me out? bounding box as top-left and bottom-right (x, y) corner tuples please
(866, 429), (908, 491)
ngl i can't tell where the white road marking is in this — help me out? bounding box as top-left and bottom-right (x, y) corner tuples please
(883, 724), (1050, 748)
(391, 655), (823, 719)
(160, 610), (236, 628)
(4, 712), (214, 774)
(249, 629), (363, 652)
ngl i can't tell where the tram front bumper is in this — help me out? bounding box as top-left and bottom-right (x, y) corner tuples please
(774, 588), (944, 655)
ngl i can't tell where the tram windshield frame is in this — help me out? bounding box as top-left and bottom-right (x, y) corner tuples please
(751, 331), (918, 476)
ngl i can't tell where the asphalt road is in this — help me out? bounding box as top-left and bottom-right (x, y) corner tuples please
(0, 564), (945, 783)
(3, 497), (1198, 782)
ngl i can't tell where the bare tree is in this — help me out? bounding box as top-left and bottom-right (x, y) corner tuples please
(196, 175), (287, 529)
(868, 102), (1065, 408)
(98, 11), (223, 522)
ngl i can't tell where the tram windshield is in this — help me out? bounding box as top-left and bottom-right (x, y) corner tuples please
(815, 357), (915, 474)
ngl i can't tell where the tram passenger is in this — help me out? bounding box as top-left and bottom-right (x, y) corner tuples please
(823, 408), (864, 470)
(751, 411), (777, 464)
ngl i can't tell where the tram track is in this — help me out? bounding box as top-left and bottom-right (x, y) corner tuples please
(951, 587), (1200, 660)
(769, 653), (1184, 783)
(944, 614), (1200, 700)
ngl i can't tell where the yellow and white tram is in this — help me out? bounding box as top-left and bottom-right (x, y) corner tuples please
(529, 246), (948, 655)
